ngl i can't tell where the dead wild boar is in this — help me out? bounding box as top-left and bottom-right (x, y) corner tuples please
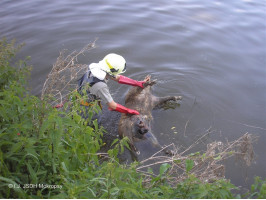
(118, 75), (182, 160)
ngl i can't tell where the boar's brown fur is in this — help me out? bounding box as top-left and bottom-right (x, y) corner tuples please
(118, 75), (182, 160)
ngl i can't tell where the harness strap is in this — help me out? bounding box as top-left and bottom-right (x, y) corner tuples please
(77, 70), (104, 109)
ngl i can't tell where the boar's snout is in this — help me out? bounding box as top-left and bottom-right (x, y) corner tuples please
(137, 120), (149, 135)
(131, 115), (150, 139)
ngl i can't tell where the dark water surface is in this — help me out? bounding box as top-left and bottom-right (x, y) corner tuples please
(1, 0), (265, 188)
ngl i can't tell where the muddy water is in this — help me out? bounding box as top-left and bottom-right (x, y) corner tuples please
(1, 0), (265, 188)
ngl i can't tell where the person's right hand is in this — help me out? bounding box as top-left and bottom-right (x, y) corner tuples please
(109, 103), (139, 115)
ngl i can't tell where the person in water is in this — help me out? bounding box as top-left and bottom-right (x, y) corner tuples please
(78, 53), (149, 115)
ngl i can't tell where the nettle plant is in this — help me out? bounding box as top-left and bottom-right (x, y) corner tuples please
(0, 39), (103, 198)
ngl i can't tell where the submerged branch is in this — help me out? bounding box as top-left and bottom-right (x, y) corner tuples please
(137, 133), (257, 185)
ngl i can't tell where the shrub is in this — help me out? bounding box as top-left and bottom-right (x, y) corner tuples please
(0, 38), (103, 198)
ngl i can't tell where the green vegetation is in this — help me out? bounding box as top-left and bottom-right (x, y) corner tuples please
(0, 38), (265, 198)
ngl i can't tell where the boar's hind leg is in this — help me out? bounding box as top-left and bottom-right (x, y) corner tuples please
(128, 143), (139, 161)
(153, 96), (182, 110)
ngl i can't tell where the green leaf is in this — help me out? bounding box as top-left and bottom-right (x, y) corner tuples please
(174, 159), (182, 164)
(111, 138), (119, 147)
(25, 153), (39, 162)
(0, 176), (17, 184)
(0, 128), (7, 134)
(61, 162), (69, 173)
(160, 163), (171, 175)
(185, 159), (194, 173)
(214, 155), (221, 160)
(189, 152), (200, 157)
(26, 162), (37, 183)
(5, 141), (24, 158)
(39, 118), (51, 135)
(93, 119), (98, 131)
(147, 167), (153, 174)
(87, 186), (97, 198)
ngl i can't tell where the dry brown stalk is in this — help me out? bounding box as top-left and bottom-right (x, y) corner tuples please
(41, 39), (97, 106)
(137, 133), (256, 185)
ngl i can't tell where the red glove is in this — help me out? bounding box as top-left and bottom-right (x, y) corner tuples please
(109, 103), (139, 115)
(53, 103), (64, 108)
(118, 75), (145, 88)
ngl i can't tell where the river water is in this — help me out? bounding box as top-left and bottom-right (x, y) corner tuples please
(1, 0), (265, 189)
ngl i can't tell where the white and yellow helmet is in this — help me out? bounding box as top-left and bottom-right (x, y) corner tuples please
(99, 53), (127, 76)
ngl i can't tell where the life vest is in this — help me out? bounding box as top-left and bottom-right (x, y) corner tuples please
(78, 70), (105, 90)
(77, 70), (104, 108)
